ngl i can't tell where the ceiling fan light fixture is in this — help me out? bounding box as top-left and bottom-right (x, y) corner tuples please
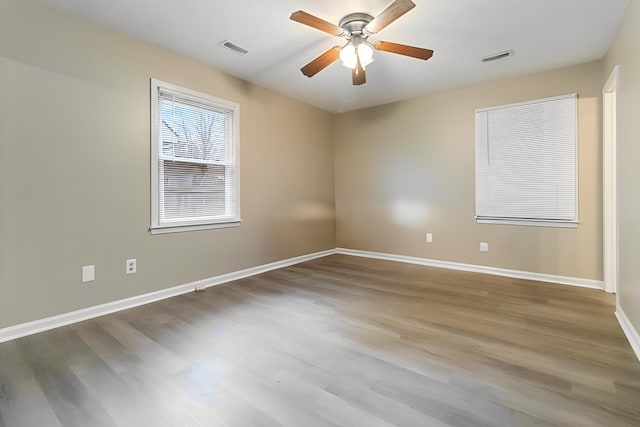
(358, 43), (374, 66)
(290, 0), (430, 85)
(340, 41), (374, 69)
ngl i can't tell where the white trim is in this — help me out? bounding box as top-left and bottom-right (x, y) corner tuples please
(336, 248), (604, 290)
(0, 249), (336, 343)
(476, 218), (579, 228)
(150, 220), (241, 235)
(616, 307), (640, 362)
(476, 93), (578, 113)
(603, 65), (619, 294)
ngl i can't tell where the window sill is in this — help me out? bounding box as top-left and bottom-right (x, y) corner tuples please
(475, 217), (578, 228)
(150, 220), (241, 235)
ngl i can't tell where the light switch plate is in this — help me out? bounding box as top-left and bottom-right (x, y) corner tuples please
(82, 265), (95, 283)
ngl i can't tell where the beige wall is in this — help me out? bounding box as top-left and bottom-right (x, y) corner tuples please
(335, 61), (603, 281)
(604, 3), (640, 334)
(0, 0), (335, 328)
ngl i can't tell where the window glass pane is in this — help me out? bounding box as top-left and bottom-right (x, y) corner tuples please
(161, 161), (226, 220)
(160, 99), (227, 163)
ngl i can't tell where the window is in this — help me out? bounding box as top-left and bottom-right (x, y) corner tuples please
(475, 93), (577, 228)
(151, 79), (240, 234)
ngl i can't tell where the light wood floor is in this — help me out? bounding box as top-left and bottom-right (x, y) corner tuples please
(1, 254), (639, 426)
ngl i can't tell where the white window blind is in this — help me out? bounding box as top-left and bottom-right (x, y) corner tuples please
(151, 79), (240, 234)
(475, 93), (577, 227)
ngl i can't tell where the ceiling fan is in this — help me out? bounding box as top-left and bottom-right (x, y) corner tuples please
(290, 0), (433, 86)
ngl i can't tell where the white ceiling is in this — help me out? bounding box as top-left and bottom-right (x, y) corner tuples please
(34, 0), (628, 113)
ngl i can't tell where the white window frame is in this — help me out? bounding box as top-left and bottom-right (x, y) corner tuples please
(475, 93), (578, 228)
(150, 79), (240, 234)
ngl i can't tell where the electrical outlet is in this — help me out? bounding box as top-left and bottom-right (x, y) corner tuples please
(126, 259), (137, 275)
(480, 242), (489, 252)
(426, 232), (433, 243)
(82, 265), (95, 283)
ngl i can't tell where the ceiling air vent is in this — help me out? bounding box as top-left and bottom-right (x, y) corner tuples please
(219, 40), (249, 56)
(482, 50), (513, 63)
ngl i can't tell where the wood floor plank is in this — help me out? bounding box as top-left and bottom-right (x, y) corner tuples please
(0, 341), (63, 427)
(16, 330), (117, 427)
(1, 254), (639, 426)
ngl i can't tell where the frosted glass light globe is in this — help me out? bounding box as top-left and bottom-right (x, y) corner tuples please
(340, 42), (374, 69)
(340, 44), (357, 69)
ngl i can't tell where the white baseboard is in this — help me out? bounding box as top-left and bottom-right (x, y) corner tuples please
(0, 249), (336, 343)
(616, 307), (640, 362)
(0, 247), (608, 344)
(336, 248), (605, 290)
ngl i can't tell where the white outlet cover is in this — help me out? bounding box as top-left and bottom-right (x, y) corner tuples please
(126, 259), (137, 274)
(480, 242), (489, 252)
(82, 265), (95, 283)
(426, 233), (433, 243)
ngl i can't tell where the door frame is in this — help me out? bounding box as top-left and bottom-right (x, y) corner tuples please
(603, 65), (619, 294)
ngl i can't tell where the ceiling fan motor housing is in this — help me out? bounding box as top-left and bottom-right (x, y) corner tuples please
(339, 13), (374, 37)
